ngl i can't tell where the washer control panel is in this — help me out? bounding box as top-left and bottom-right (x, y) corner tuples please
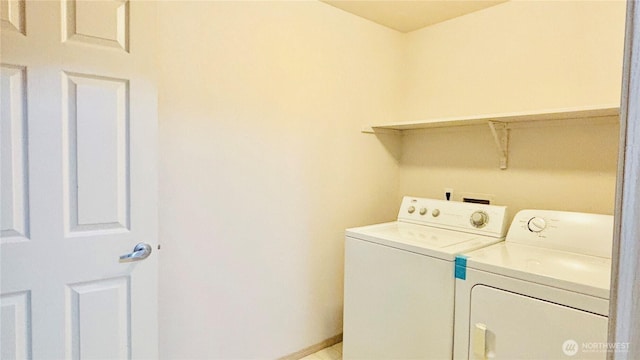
(507, 209), (614, 258)
(397, 196), (508, 238)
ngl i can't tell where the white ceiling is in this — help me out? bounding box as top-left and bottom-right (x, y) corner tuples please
(322, 0), (507, 33)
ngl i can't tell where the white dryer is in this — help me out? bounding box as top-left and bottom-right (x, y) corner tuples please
(453, 210), (614, 360)
(343, 197), (508, 360)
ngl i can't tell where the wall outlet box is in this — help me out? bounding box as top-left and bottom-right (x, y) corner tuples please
(444, 188), (454, 201)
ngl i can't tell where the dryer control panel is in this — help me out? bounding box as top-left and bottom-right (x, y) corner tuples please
(507, 209), (613, 258)
(397, 197), (508, 238)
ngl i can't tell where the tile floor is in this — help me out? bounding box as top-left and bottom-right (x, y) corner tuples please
(301, 342), (342, 360)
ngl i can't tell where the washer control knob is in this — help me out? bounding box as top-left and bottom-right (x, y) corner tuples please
(419, 207), (427, 215)
(432, 209), (440, 217)
(470, 211), (488, 228)
(408, 206), (415, 214)
(527, 217), (547, 233)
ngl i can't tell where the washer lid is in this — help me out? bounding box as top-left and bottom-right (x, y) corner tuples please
(346, 221), (504, 261)
(464, 242), (611, 299)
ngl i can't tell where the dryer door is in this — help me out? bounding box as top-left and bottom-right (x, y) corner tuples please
(468, 285), (608, 360)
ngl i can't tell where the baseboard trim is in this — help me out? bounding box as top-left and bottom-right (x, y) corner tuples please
(279, 333), (343, 360)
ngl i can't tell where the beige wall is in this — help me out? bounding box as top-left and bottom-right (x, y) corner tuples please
(157, 1), (402, 358)
(399, 0), (626, 217)
(158, 1), (626, 358)
(402, 0), (626, 120)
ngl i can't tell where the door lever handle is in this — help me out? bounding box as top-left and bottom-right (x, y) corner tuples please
(119, 243), (152, 263)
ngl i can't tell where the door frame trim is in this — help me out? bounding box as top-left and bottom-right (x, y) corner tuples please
(609, 1), (640, 358)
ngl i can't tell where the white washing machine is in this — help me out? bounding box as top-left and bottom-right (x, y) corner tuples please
(343, 196), (508, 360)
(453, 210), (614, 360)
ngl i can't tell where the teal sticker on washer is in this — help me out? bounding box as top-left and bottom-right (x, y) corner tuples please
(455, 255), (467, 280)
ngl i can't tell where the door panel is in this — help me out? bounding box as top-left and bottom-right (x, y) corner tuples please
(469, 285), (608, 360)
(0, 291), (31, 360)
(0, 64), (29, 241)
(1, 1), (158, 358)
(0, 0), (25, 35)
(62, 72), (130, 234)
(67, 278), (130, 359)
(62, 0), (129, 50)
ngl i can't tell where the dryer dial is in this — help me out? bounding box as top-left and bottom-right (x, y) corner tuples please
(527, 217), (547, 232)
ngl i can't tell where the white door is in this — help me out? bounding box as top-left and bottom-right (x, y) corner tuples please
(468, 285), (608, 360)
(1, 0), (158, 358)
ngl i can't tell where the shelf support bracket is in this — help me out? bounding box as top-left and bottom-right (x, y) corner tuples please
(488, 121), (509, 170)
